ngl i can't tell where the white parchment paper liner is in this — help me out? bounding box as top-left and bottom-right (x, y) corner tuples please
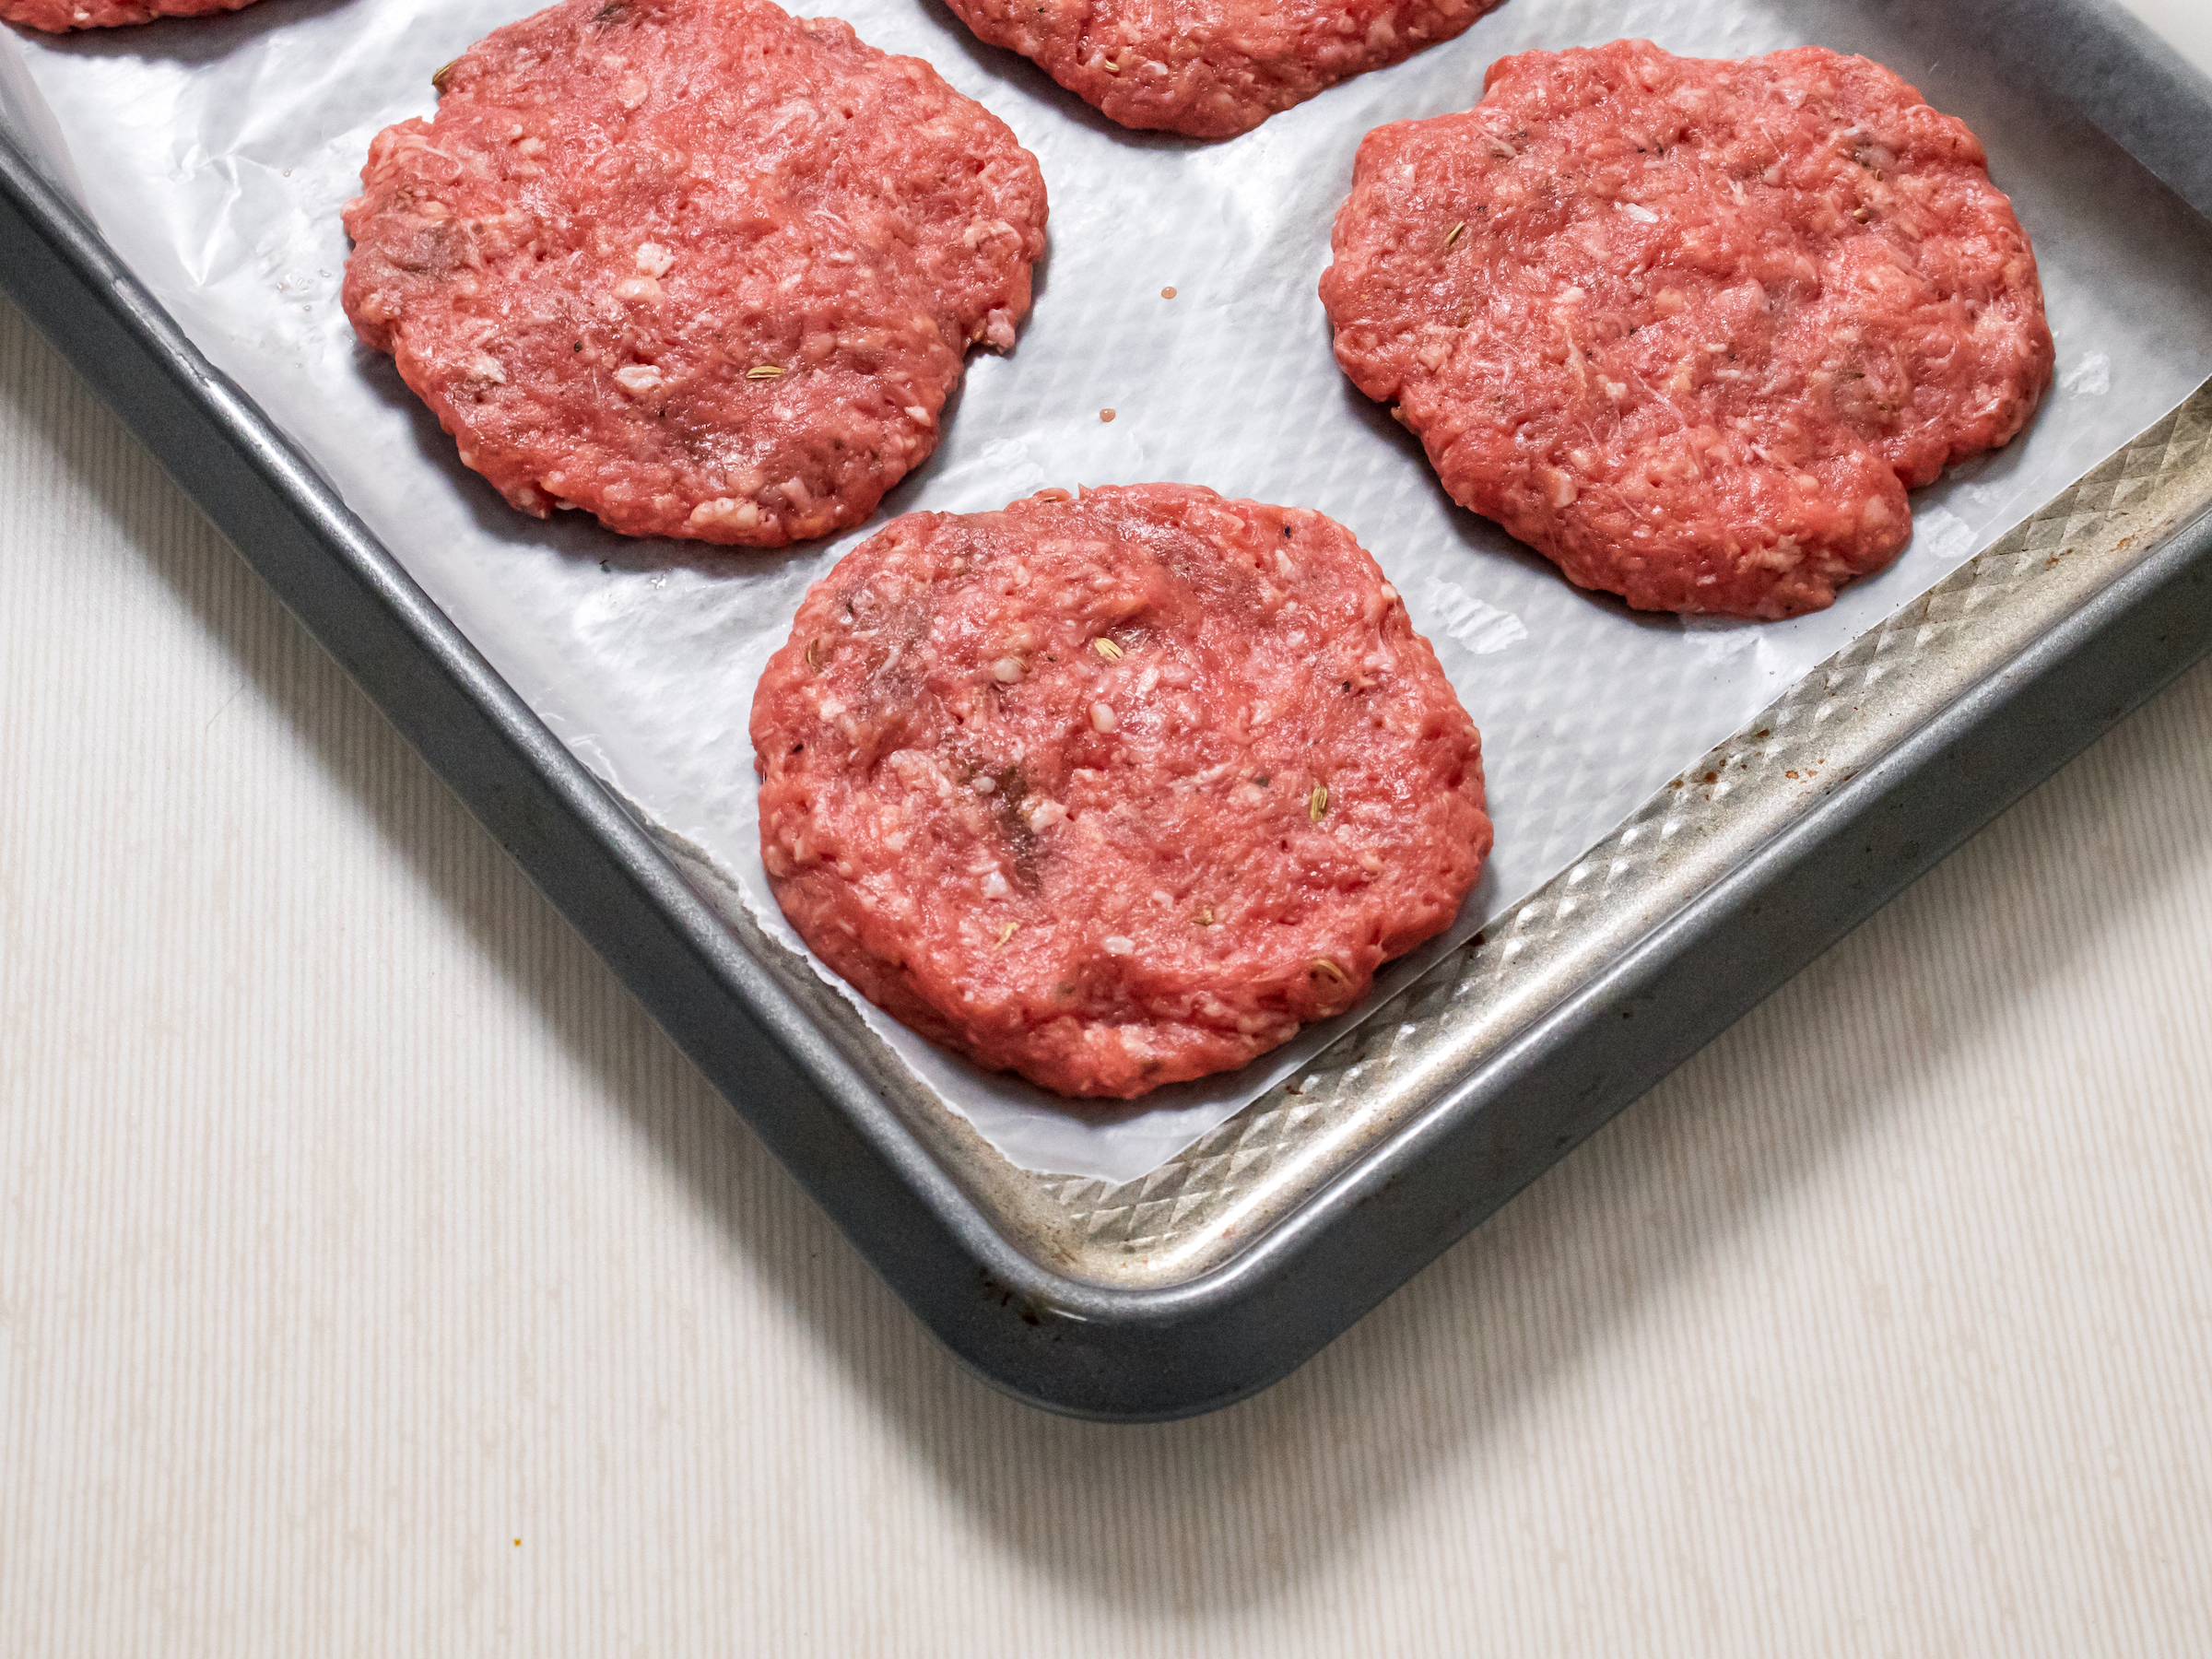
(9, 0), (2212, 1180)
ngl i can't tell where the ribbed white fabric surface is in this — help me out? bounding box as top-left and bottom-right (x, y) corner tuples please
(6, 5), (2211, 1648)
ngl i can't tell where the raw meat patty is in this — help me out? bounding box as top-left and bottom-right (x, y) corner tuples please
(753, 484), (1492, 1099)
(3, 0), (259, 29)
(1320, 41), (2054, 618)
(342, 0), (1047, 547)
(943, 0), (1504, 138)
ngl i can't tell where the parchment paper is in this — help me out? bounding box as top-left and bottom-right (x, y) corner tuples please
(8, 0), (2212, 1181)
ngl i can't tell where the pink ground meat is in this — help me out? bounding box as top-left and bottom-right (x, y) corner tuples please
(752, 484), (1492, 1098)
(342, 0), (1047, 547)
(1321, 41), (2053, 618)
(4, 0), (260, 29)
(942, 0), (1503, 138)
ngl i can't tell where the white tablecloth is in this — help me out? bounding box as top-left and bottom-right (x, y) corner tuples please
(5, 4), (2210, 1650)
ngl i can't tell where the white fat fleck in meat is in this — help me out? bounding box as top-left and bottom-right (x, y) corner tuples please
(689, 496), (763, 532)
(982, 870), (1010, 898)
(614, 364), (664, 396)
(1027, 799), (1068, 830)
(1089, 701), (1118, 734)
(634, 241), (676, 277)
(1101, 935), (1135, 956)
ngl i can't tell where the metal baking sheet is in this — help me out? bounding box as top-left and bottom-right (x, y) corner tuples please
(13, 0), (2212, 1186)
(4, 0), (2211, 1418)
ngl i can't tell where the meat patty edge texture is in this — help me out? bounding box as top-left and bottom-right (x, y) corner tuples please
(3, 0), (260, 29)
(341, 0), (1048, 549)
(1321, 40), (2055, 618)
(752, 483), (1493, 1099)
(943, 0), (1504, 138)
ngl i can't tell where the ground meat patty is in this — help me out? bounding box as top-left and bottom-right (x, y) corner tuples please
(342, 0), (1047, 547)
(943, 0), (1503, 138)
(3, 0), (259, 29)
(1320, 41), (2053, 618)
(753, 484), (1492, 1099)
